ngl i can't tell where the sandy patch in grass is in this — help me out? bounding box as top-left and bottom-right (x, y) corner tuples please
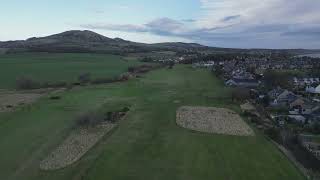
(0, 88), (65, 112)
(0, 92), (42, 112)
(176, 106), (254, 136)
(40, 123), (116, 170)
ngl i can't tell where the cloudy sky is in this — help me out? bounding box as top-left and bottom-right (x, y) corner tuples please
(1, 0), (320, 49)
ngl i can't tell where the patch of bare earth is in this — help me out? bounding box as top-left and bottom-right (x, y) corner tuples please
(40, 122), (116, 170)
(0, 91), (42, 112)
(176, 106), (254, 136)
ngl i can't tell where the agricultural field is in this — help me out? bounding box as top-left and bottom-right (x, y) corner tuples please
(0, 56), (305, 180)
(0, 53), (141, 89)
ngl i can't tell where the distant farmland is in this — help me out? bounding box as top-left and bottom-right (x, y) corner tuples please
(0, 53), (141, 89)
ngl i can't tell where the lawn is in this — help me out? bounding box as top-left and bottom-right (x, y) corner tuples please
(0, 64), (305, 180)
(0, 53), (141, 89)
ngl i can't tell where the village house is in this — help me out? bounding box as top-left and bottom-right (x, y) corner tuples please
(268, 88), (296, 107)
(293, 77), (320, 88)
(192, 61), (215, 69)
(307, 112), (320, 125)
(306, 84), (320, 94)
(299, 103), (320, 115)
(288, 115), (306, 124)
(289, 96), (305, 108)
(225, 78), (260, 88)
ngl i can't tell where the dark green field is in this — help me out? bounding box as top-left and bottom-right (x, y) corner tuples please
(0, 54), (304, 180)
(0, 53), (140, 89)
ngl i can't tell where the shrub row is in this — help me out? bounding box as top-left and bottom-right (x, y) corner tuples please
(74, 107), (130, 128)
(16, 76), (68, 90)
(16, 64), (164, 90)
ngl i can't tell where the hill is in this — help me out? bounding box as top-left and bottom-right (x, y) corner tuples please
(0, 30), (208, 54)
(0, 30), (319, 55)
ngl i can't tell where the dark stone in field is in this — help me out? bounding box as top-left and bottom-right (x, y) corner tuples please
(6, 105), (13, 108)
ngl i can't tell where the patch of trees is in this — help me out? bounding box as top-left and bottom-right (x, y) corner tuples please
(231, 88), (251, 102)
(266, 128), (320, 174)
(15, 64), (163, 90)
(263, 70), (292, 90)
(74, 107), (130, 128)
(140, 57), (153, 62)
(127, 64), (163, 74)
(16, 76), (41, 90)
(78, 73), (91, 84)
(212, 65), (224, 77)
(282, 131), (320, 172)
(166, 61), (175, 69)
(90, 77), (118, 85)
(16, 76), (68, 90)
(265, 127), (282, 142)
(305, 122), (320, 134)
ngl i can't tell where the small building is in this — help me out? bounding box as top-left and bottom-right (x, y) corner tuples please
(288, 115), (306, 124)
(268, 88), (297, 107)
(289, 96), (305, 108)
(225, 78), (260, 88)
(300, 104), (320, 115)
(306, 84), (320, 94)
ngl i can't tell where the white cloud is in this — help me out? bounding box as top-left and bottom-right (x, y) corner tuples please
(81, 0), (320, 48)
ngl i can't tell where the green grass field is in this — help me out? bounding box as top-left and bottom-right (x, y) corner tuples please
(0, 56), (304, 180)
(0, 53), (141, 89)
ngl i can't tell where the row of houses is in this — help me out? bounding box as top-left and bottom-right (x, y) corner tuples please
(220, 56), (319, 73)
(192, 61), (215, 68)
(267, 87), (320, 124)
(293, 77), (320, 87)
(291, 77), (320, 94)
(225, 78), (260, 88)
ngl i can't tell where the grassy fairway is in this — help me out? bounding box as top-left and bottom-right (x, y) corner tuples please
(0, 65), (304, 180)
(0, 53), (140, 89)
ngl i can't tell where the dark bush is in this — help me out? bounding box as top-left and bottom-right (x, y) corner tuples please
(231, 87), (250, 102)
(118, 73), (131, 81)
(75, 107), (130, 127)
(6, 105), (13, 108)
(122, 107), (130, 112)
(49, 96), (61, 100)
(105, 111), (124, 123)
(75, 111), (104, 128)
(265, 127), (281, 143)
(16, 76), (40, 90)
(78, 73), (91, 84)
(128, 66), (135, 73)
(126, 64), (156, 74)
(41, 81), (67, 88)
(91, 77), (117, 84)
